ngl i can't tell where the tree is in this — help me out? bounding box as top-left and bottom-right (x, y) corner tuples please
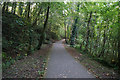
(85, 11), (92, 51)
(24, 2), (31, 19)
(2, 2), (119, 72)
(37, 5), (50, 50)
(5, 2), (9, 12)
(2, 2), (6, 13)
(18, 2), (24, 16)
(118, 1), (120, 71)
(70, 3), (80, 47)
(11, 2), (17, 14)
(27, 2), (31, 19)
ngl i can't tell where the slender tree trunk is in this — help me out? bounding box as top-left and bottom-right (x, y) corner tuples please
(11, 2), (17, 14)
(24, 2), (30, 19)
(31, 7), (42, 27)
(67, 23), (69, 43)
(67, 19), (70, 43)
(37, 5), (50, 50)
(107, 25), (110, 54)
(98, 19), (109, 57)
(28, 6), (42, 51)
(11, 2), (14, 13)
(93, 11), (97, 37)
(27, 2), (30, 19)
(93, 11), (97, 52)
(118, 37), (120, 71)
(27, 2), (31, 54)
(70, 3), (79, 47)
(13, 2), (17, 14)
(2, 2), (6, 13)
(118, 1), (120, 72)
(85, 11), (92, 51)
(6, 2), (9, 12)
(99, 27), (106, 57)
(64, 20), (67, 43)
(70, 18), (78, 46)
(90, 12), (96, 55)
(18, 2), (23, 16)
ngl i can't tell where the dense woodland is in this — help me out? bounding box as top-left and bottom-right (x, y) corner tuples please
(2, 2), (120, 71)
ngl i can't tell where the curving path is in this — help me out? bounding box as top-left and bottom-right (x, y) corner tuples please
(45, 40), (95, 78)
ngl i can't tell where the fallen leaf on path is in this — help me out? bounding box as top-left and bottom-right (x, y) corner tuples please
(63, 76), (67, 78)
(106, 73), (110, 76)
(87, 71), (91, 74)
(80, 54), (82, 56)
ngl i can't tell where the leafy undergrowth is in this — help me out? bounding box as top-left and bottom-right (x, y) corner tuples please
(2, 44), (52, 78)
(63, 42), (120, 79)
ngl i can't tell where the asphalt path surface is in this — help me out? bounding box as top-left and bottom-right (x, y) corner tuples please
(45, 40), (95, 78)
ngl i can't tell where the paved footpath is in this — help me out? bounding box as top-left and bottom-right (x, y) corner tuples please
(45, 40), (95, 78)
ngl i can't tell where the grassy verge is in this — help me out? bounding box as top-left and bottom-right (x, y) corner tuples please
(63, 42), (120, 79)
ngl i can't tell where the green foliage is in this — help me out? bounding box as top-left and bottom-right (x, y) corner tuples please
(65, 2), (119, 69)
(3, 12), (28, 53)
(2, 2), (66, 69)
(2, 2), (119, 70)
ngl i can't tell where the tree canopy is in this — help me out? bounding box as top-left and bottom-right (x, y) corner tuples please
(2, 2), (120, 71)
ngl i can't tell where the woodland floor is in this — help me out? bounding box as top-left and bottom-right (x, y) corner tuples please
(2, 44), (52, 78)
(63, 41), (120, 79)
(2, 40), (120, 79)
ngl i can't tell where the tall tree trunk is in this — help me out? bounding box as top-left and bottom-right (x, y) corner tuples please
(37, 5), (50, 50)
(99, 27), (106, 57)
(64, 20), (67, 43)
(27, 2), (30, 19)
(31, 7), (42, 27)
(28, 6), (42, 53)
(2, 2), (6, 13)
(18, 2), (23, 16)
(67, 18), (71, 43)
(93, 11), (97, 55)
(118, 34), (120, 72)
(85, 11), (92, 51)
(13, 2), (17, 14)
(70, 18), (78, 46)
(98, 19), (109, 57)
(11, 2), (17, 14)
(70, 3), (79, 47)
(24, 2), (30, 19)
(11, 2), (14, 13)
(67, 23), (69, 43)
(118, 1), (120, 72)
(27, 2), (31, 54)
(6, 2), (9, 12)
